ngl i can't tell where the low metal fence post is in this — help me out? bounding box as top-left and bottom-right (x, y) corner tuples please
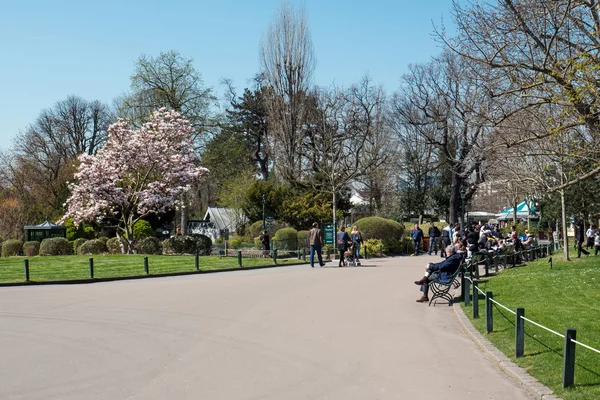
(297, 248), (301, 260)
(464, 277), (471, 306)
(473, 279), (479, 318)
(237, 251), (242, 267)
(303, 247), (306, 262)
(24, 259), (30, 282)
(486, 291), (493, 333)
(326, 247), (330, 261)
(89, 258), (94, 279)
(563, 328), (577, 388)
(273, 249), (278, 265)
(144, 257), (149, 274)
(516, 308), (525, 357)
(195, 253), (199, 271)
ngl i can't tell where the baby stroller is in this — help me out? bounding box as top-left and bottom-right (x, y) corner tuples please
(344, 241), (359, 267)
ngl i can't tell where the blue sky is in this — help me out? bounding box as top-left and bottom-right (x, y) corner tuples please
(0, 0), (456, 150)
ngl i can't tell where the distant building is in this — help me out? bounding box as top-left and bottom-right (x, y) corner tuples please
(187, 207), (247, 242)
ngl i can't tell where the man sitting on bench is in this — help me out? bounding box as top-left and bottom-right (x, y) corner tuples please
(414, 245), (463, 303)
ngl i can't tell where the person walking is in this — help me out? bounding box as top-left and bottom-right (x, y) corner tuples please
(594, 231), (600, 256)
(427, 222), (440, 255)
(336, 226), (351, 267)
(308, 222), (325, 268)
(350, 225), (364, 265)
(576, 220), (590, 258)
(586, 225), (595, 249)
(259, 230), (270, 258)
(410, 224), (424, 256)
(440, 223), (453, 258)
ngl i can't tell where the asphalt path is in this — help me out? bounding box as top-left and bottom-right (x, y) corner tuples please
(0, 255), (531, 400)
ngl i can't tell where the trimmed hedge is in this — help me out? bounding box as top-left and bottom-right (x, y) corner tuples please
(78, 239), (108, 255)
(354, 217), (404, 241)
(273, 227), (298, 250)
(162, 235), (212, 255)
(73, 238), (88, 254)
(134, 237), (162, 255)
(23, 241), (40, 257)
(2, 239), (23, 257)
(106, 237), (125, 254)
(39, 238), (73, 256)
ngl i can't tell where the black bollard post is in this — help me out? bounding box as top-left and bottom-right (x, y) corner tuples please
(473, 279), (479, 318)
(195, 253), (199, 271)
(237, 251), (242, 268)
(464, 277), (471, 306)
(273, 249), (278, 265)
(516, 308), (525, 357)
(303, 247), (306, 262)
(548, 257), (553, 269)
(89, 258), (94, 279)
(563, 328), (577, 388)
(144, 257), (149, 274)
(486, 291), (493, 333)
(24, 259), (30, 282)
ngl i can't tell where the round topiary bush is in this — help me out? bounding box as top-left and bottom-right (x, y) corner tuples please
(106, 237), (125, 254)
(23, 241), (40, 257)
(273, 227), (298, 250)
(133, 219), (155, 238)
(78, 239), (108, 255)
(354, 217), (404, 241)
(134, 237), (162, 255)
(39, 238), (73, 256)
(73, 238), (88, 254)
(297, 230), (309, 247)
(247, 220), (286, 239)
(2, 239), (23, 257)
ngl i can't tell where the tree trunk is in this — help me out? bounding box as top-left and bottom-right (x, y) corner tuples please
(560, 189), (570, 261)
(332, 191), (337, 234)
(449, 172), (460, 225)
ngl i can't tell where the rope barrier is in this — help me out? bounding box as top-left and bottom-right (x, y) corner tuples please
(572, 340), (600, 355)
(520, 316), (565, 338)
(489, 298), (516, 315)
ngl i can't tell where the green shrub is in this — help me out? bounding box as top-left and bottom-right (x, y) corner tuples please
(134, 237), (162, 254)
(364, 238), (384, 257)
(273, 227), (298, 250)
(193, 234), (212, 256)
(23, 241), (40, 257)
(39, 238), (73, 256)
(229, 238), (242, 249)
(106, 237), (125, 254)
(247, 220), (286, 239)
(215, 237), (224, 244)
(73, 238), (88, 254)
(297, 230), (309, 247)
(162, 235), (198, 255)
(98, 236), (109, 244)
(64, 218), (96, 241)
(2, 239), (23, 257)
(501, 224), (529, 238)
(381, 238), (402, 255)
(133, 219), (155, 238)
(78, 239), (108, 255)
(354, 217), (404, 241)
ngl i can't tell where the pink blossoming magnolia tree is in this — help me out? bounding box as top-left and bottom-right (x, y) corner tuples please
(61, 108), (207, 253)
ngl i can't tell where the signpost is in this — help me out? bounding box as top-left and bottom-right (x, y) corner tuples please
(324, 224), (334, 245)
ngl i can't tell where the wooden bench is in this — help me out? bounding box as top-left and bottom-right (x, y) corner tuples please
(428, 263), (466, 306)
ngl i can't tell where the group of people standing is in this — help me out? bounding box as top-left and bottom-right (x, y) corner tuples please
(307, 223), (364, 268)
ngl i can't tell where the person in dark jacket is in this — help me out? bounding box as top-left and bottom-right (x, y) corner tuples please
(575, 220), (590, 258)
(427, 222), (440, 255)
(410, 224), (424, 256)
(336, 226), (351, 267)
(308, 222), (325, 268)
(413, 245), (463, 302)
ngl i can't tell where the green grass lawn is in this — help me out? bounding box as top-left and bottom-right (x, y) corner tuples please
(463, 253), (600, 400)
(0, 254), (307, 284)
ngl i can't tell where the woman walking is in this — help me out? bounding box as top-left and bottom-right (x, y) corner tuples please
(336, 226), (351, 267)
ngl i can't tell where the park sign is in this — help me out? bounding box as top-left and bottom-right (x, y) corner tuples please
(324, 224), (334, 245)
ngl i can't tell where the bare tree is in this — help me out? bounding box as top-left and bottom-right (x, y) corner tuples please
(446, 0), (600, 190)
(392, 51), (493, 226)
(260, 0), (316, 184)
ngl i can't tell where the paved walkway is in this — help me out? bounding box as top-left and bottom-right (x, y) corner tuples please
(0, 255), (532, 399)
